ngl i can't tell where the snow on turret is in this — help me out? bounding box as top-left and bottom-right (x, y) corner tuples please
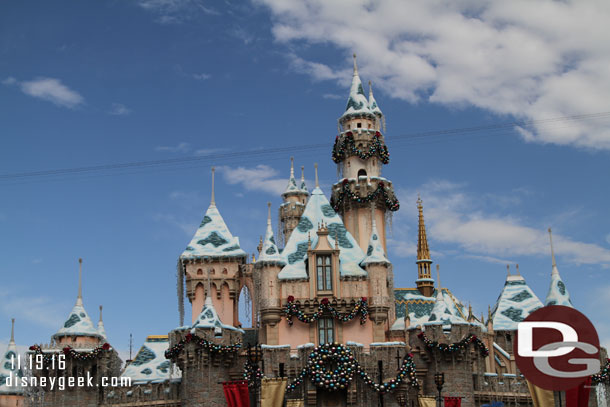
(491, 267), (543, 330)
(361, 209), (389, 266)
(282, 157), (301, 197)
(368, 81), (383, 117)
(0, 319), (24, 395)
(341, 54), (373, 120)
(545, 228), (572, 307)
(257, 203), (285, 266)
(424, 289), (469, 326)
(121, 335), (181, 384)
(53, 259), (102, 341)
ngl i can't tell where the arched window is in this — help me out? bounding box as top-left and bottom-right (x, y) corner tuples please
(358, 169), (367, 178)
(196, 269), (203, 275)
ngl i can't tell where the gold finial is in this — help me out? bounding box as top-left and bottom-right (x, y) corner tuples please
(77, 258), (83, 302)
(252, 253), (256, 263)
(10, 318), (15, 344)
(210, 167), (216, 206)
(548, 227), (557, 269)
(314, 163), (319, 188)
(353, 53), (358, 76)
(416, 196), (430, 261)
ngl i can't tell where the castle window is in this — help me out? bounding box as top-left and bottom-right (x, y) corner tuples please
(357, 122), (362, 128)
(358, 169), (367, 178)
(318, 317), (334, 344)
(316, 255), (332, 291)
(197, 269), (203, 275)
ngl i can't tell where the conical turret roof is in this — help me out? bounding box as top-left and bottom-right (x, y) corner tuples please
(0, 319), (24, 395)
(121, 335), (182, 384)
(191, 295), (242, 333)
(491, 273), (543, 330)
(53, 260), (102, 340)
(257, 203), (285, 266)
(361, 214), (389, 266)
(545, 229), (572, 307)
(368, 81), (383, 117)
(425, 289), (469, 326)
(341, 54), (373, 120)
(299, 166), (308, 194)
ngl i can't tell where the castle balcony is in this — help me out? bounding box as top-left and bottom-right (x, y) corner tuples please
(473, 373), (532, 405)
(330, 176), (399, 213)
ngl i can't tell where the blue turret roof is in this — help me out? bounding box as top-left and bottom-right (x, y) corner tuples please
(361, 217), (389, 266)
(191, 296), (243, 333)
(425, 289), (469, 326)
(180, 204), (247, 260)
(368, 82), (383, 117)
(278, 187), (367, 280)
(53, 299), (102, 340)
(545, 266), (573, 307)
(491, 274), (543, 330)
(121, 336), (181, 384)
(341, 55), (373, 120)
(257, 205), (285, 266)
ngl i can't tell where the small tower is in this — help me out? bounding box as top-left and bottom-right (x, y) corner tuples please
(279, 157), (309, 245)
(330, 54), (399, 253)
(0, 319), (24, 407)
(256, 202), (286, 345)
(179, 167), (248, 327)
(415, 197), (435, 297)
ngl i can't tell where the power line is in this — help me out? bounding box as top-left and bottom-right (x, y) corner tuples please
(1, 111), (609, 182)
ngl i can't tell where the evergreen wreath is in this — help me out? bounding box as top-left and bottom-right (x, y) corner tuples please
(164, 333), (241, 359)
(417, 332), (489, 357)
(332, 131), (390, 164)
(331, 179), (400, 212)
(29, 343), (111, 365)
(284, 296), (368, 325)
(592, 358), (610, 384)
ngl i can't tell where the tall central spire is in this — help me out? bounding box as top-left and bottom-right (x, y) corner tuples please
(415, 196), (435, 297)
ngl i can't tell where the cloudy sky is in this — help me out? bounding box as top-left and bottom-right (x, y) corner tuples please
(1, 0), (609, 357)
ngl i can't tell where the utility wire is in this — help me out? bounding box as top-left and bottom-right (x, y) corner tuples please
(1, 111), (609, 182)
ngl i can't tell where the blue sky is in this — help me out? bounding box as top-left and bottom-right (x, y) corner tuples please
(1, 0), (609, 358)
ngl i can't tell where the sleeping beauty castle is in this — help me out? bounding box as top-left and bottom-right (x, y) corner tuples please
(7, 55), (609, 407)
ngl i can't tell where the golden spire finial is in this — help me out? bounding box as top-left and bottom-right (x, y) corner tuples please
(416, 196), (430, 260)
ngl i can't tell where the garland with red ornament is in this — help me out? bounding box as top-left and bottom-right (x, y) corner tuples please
(332, 131), (390, 164)
(164, 332), (241, 359)
(284, 296), (368, 326)
(417, 332), (489, 357)
(331, 179), (400, 212)
(244, 343), (419, 394)
(592, 358), (610, 384)
(29, 343), (111, 365)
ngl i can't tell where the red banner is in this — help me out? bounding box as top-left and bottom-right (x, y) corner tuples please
(222, 381), (250, 407)
(565, 377), (591, 407)
(444, 396), (462, 407)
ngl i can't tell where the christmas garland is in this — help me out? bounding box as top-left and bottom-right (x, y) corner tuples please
(332, 132), (390, 164)
(164, 333), (241, 359)
(29, 343), (111, 364)
(592, 358), (610, 385)
(284, 296), (368, 326)
(331, 179), (399, 212)
(244, 343), (419, 395)
(417, 332), (489, 357)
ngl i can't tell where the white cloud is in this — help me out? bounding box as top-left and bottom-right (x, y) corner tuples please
(218, 164), (288, 196)
(192, 73), (211, 81)
(5, 77), (84, 108)
(258, 0), (610, 150)
(155, 142), (191, 153)
(109, 103), (131, 116)
(392, 180), (610, 267)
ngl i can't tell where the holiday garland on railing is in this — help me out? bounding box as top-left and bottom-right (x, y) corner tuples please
(331, 179), (400, 212)
(29, 343), (111, 365)
(284, 296), (368, 326)
(417, 332), (489, 357)
(332, 132), (390, 164)
(244, 343), (419, 395)
(164, 333), (241, 359)
(592, 358), (610, 384)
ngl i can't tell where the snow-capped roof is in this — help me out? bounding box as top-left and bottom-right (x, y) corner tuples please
(191, 296), (243, 333)
(121, 336), (181, 384)
(341, 56), (373, 120)
(368, 82), (383, 117)
(393, 288), (469, 330)
(491, 274), (543, 330)
(278, 187), (367, 280)
(361, 217), (389, 266)
(180, 204), (247, 260)
(545, 266), (572, 307)
(256, 205), (285, 266)
(0, 321), (23, 395)
(299, 167), (308, 194)
(425, 289), (469, 326)
(283, 164), (300, 196)
(53, 299), (102, 340)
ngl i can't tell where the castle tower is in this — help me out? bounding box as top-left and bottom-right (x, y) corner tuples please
(0, 319), (24, 407)
(255, 202), (286, 345)
(330, 54), (399, 253)
(279, 157), (309, 246)
(179, 168), (249, 327)
(416, 197), (435, 297)
(545, 228), (573, 307)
